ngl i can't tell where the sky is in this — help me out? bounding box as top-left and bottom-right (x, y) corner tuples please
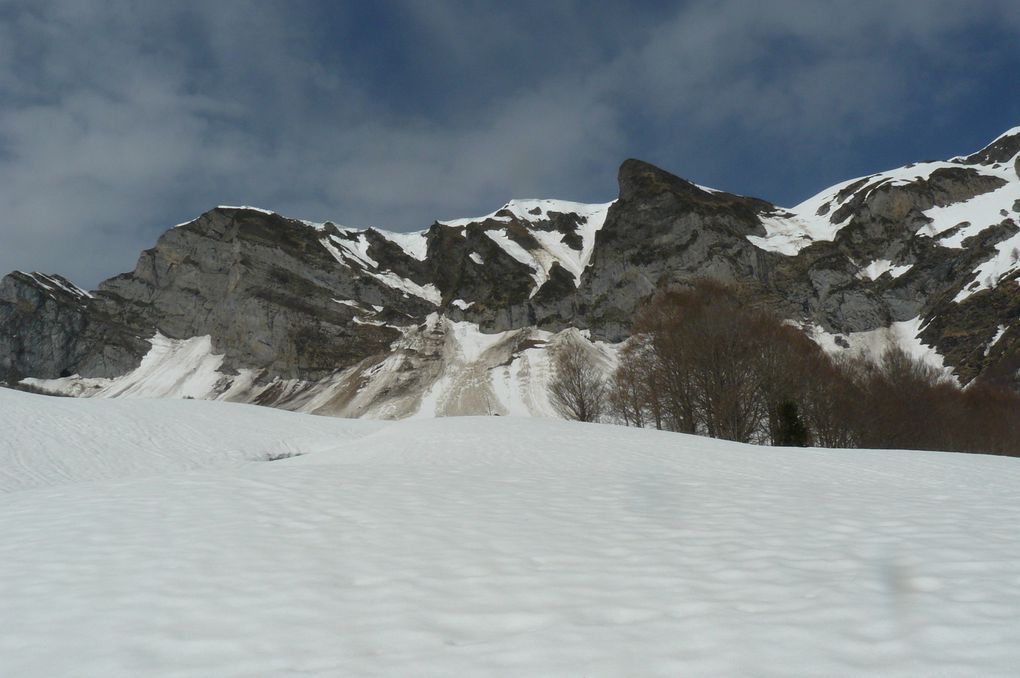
(2, 1), (1020, 287)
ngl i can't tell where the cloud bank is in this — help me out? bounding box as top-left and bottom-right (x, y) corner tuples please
(1, 0), (1019, 286)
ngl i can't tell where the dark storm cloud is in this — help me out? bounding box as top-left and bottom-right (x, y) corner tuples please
(1, 0), (1019, 287)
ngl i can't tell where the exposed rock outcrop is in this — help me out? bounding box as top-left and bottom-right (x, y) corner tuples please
(4, 127), (1020, 409)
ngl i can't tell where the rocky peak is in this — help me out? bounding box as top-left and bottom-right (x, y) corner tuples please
(616, 159), (773, 218)
(957, 127), (1020, 166)
(4, 125), (1020, 410)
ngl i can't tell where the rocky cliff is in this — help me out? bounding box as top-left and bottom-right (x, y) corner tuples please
(3, 127), (1019, 414)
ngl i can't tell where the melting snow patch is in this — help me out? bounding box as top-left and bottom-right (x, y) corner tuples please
(24, 334), (229, 400)
(808, 317), (953, 380)
(27, 273), (93, 299)
(485, 230), (544, 291)
(217, 205), (275, 215)
(953, 230), (1020, 303)
(442, 199), (612, 286)
(375, 229), (430, 261)
(857, 260), (912, 281)
(919, 181), (1020, 246)
(319, 235), (440, 305)
(747, 212), (851, 256)
(331, 232), (379, 269)
(985, 325), (1008, 356)
(372, 273), (441, 305)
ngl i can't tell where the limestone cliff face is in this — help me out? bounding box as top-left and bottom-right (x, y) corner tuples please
(0, 272), (147, 381)
(92, 208), (426, 381)
(3, 127), (1020, 408)
(573, 159), (776, 340)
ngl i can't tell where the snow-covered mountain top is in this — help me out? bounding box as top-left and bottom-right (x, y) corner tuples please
(438, 198), (613, 228)
(2, 389), (1020, 676)
(749, 129), (1020, 257)
(185, 198), (616, 296)
(986, 124), (1020, 144)
(12, 271), (92, 301)
(950, 125), (1020, 163)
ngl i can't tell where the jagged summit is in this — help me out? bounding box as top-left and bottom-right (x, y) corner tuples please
(616, 158), (770, 210)
(955, 126), (1020, 166)
(4, 127), (1020, 413)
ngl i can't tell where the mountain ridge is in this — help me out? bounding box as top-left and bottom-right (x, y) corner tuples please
(3, 127), (1019, 414)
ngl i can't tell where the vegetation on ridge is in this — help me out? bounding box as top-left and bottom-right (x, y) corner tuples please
(550, 280), (1020, 456)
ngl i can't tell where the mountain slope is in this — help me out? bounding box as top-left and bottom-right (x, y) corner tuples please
(3, 389), (1020, 676)
(3, 127), (1020, 410)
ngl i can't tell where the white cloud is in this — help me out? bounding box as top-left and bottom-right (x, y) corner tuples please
(0, 0), (1017, 286)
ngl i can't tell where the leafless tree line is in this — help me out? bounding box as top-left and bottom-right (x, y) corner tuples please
(548, 280), (1020, 456)
(548, 343), (609, 423)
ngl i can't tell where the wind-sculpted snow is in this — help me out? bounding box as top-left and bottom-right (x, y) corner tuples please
(1, 391), (1020, 676)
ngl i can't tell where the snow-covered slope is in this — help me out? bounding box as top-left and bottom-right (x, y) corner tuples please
(1, 389), (1019, 676)
(308, 198), (613, 303)
(441, 199), (614, 289)
(0, 388), (382, 492)
(24, 318), (615, 419)
(748, 129), (1020, 284)
(5, 128), (1020, 408)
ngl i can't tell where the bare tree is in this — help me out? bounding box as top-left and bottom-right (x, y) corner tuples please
(631, 281), (769, 442)
(799, 352), (861, 448)
(606, 279), (1020, 456)
(609, 338), (655, 427)
(548, 343), (608, 422)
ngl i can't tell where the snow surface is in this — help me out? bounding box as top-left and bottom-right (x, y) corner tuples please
(857, 259), (912, 281)
(25, 272), (93, 299)
(0, 388), (381, 493)
(443, 199), (614, 288)
(21, 320), (611, 420)
(374, 228), (429, 261)
(319, 234), (441, 305)
(918, 182), (1020, 247)
(747, 162), (958, 255)
(808, 317), (952, 378)
(929, 158), (1020, 303)
(747, 210), (851, 256)
(308, 199), (612, 301)
(217, 204), (275, 215)
(747, 150), (1019, 259)
(23, 334), (230, 399)
(2, 389), (1019, 676)
(985, 325), (1008, 357)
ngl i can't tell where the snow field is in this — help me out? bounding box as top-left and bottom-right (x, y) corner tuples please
(0, 388), (383, 492)
(2, 391), (1020, 676)
(808, 316), (952, 377)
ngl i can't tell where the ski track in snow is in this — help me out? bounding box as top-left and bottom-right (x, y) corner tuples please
(2, 390), (1020, 676)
